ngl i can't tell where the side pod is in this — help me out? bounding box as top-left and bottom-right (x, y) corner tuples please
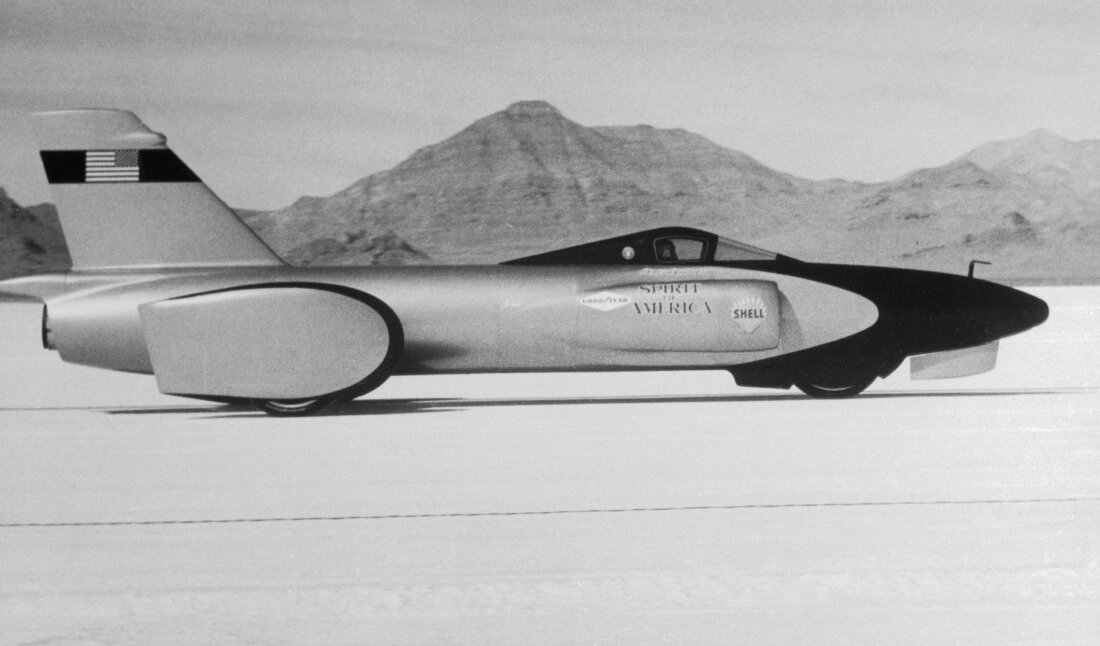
(139, 284), (403, 402)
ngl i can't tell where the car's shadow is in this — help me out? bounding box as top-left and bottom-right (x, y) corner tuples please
(101, 388), (1083, 418)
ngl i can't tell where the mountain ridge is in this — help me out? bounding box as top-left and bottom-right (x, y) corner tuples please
(247, 100), (827, 263)
(4, 101), (1099, 281)
(0, 188), (70, 279)
(247, 101), (1099, 280)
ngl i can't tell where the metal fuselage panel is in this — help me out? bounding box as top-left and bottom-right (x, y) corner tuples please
(44, 265), (879, 375)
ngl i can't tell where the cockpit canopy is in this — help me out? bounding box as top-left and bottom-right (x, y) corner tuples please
(652, 233), (776, 263)
(503, 227), (779, 266)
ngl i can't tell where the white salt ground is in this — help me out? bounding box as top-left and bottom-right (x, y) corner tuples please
(0, 286), (1096, 645)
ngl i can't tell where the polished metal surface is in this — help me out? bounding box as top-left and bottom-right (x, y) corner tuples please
(37, 263), (880, 384)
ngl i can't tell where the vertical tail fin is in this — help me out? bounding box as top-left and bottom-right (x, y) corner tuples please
(32, 109), (283, 270)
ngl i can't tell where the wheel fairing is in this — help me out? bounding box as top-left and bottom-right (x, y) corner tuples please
(140, 282), (403, 401)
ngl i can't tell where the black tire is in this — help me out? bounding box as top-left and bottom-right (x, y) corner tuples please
(795, 373), (876, 399)
(252, 397), (335, 417)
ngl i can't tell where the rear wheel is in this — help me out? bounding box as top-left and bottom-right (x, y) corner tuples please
(795, 373), (876, 399)
(246, 286), (403, 417)
(252, 397), (334, 417)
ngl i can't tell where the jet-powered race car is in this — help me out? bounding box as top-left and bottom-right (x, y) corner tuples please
(0, 110), (1049, 415)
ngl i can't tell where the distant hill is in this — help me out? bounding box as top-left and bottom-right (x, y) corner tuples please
(957, 128), (1100, 195)
(0, 189), (69, 279)
(247, 100), (821, 264)
(235, 208), (431, 267)
(247, 101), (1100, 281)
(5, 102), (1100, 282)
(800, 130), (1100, 280)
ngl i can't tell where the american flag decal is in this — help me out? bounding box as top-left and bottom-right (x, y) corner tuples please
(85, 150), (140, 182)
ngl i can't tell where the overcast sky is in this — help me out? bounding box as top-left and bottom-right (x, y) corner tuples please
(2, 0), (1099, 209)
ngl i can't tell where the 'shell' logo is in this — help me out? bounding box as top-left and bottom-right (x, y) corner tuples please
(731, 295), (767, 333)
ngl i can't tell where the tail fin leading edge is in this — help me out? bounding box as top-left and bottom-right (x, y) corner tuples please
(32, 109), (283, 270)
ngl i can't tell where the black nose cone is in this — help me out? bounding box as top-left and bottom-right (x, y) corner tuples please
(975, 284), (1049, 340)
(921, 280), (1051, 350)
(1016, 289), (1049, 332)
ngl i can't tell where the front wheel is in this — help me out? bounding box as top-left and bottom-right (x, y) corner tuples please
(252, 397), (334, 417)
(794, 374), (876, 399)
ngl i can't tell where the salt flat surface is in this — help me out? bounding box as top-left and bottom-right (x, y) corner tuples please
(0, 287), (1097, 645)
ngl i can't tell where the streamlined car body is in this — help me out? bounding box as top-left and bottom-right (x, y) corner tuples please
(0, 110), (1049, 415)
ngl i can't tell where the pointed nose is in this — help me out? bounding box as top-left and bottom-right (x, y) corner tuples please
(909, 279), (1050, 352)
(961, 282), (1048, 342)
(1014, 289), (1049, 333)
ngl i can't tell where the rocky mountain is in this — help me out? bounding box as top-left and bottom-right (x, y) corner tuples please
(957, 129), (1100, 195)
(236, 209), (430, 266)
(0, 189), (69, 279)
(799, 131), (1100, 279)
(5, 102), (1099, 282)
(281, 230), (432, 266)
(246, 101), (1099, 281)
(247, 100), (819, 264)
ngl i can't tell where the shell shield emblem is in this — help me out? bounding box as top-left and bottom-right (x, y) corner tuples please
(730, 295), (768, 334)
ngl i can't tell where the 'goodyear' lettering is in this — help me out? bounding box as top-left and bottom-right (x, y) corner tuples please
(581, 294), (630, 306)
(579, 291), (633, 312)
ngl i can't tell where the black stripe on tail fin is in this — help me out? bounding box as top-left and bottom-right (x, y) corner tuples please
(40, 149), (201, 184)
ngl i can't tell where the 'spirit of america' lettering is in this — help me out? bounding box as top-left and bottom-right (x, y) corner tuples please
(638, 283), (701, 295)
(633, 301), (713, 315)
